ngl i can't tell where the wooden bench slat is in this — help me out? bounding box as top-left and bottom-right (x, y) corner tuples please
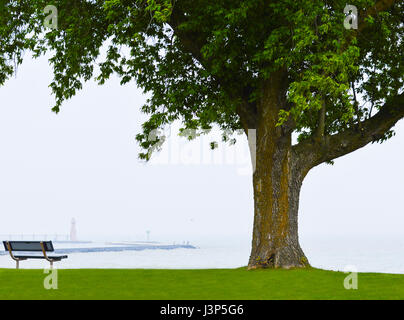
(2, 241), (54, 252)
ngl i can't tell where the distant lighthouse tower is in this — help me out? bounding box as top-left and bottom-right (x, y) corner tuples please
(70, 218), (78, 241)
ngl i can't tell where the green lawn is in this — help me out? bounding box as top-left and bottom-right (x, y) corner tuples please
(0, 267), (403, 299)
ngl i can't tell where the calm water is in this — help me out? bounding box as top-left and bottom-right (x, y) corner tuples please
(1, 235), (404, 273)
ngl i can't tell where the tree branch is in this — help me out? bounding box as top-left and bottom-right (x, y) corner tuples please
(294, 93), (404, 170)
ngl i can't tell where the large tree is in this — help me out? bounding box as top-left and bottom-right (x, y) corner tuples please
(1, 0), (403, 268)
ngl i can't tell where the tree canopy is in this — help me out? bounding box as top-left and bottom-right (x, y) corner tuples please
(0, 0), (403, 160)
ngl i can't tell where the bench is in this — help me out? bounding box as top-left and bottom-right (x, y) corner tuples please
(3, 241), (68, 269)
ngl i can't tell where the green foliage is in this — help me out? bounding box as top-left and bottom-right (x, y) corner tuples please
(0, 0), (402, 157)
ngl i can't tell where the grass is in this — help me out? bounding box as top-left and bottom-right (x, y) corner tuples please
(0, 267), (404, 299)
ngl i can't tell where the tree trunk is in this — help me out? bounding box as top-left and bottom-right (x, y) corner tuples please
(247, 138), (309, 269)
(247, 74), (310, 269)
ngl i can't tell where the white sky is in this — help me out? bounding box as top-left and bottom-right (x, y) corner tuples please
(0, 54), (403, 243)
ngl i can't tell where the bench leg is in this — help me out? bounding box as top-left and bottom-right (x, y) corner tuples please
(16, 260), (19, 269)
(50, 261), (53, 269)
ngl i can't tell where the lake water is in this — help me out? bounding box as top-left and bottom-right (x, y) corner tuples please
(1, 235), (404, 273)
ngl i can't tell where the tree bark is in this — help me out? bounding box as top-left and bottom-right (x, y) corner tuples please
(246, 73), (310, 269)
(248, 135), (309, 269)
(247, 121), (311, 269)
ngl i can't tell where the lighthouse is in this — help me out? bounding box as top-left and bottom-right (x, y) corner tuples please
(70, 218), (78, 241)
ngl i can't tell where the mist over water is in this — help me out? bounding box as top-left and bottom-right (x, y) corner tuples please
(1, 234), (404, 273)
